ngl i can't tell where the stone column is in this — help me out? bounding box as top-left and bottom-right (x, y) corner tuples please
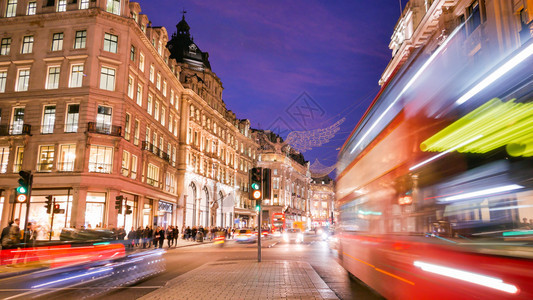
(70, 187), (87, 229)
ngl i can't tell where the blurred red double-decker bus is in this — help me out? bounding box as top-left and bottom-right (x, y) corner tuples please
(272, 213), (285, 233)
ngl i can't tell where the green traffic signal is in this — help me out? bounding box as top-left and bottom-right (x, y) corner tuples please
(16, 186), (27, 194)
(251, 183), (260, 190)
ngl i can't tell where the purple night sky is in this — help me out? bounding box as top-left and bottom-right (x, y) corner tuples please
(136, 0), (404, 170)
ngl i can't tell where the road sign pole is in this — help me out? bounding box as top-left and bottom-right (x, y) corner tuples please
(49, 197), (55, 241)
(23, 174), (33, 235)
(258, 204), (261, 262)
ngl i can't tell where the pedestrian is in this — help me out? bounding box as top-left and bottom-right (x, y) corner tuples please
(127, 227), (135, 248)
(166, 226), (174, 247)
(158, 227), (165, 248)
(191, 227), (197, 241)
(23, 222), (36, 248)
(173, 226), (179, 245)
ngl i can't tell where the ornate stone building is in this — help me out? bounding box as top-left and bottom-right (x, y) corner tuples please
(253, 130), (311, 229)
(167, 14), (258, 229)
(309, 175), (335, 227)
(0, 0), (257, 237)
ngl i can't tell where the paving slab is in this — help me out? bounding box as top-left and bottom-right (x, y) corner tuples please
(140, 260), (339, 300)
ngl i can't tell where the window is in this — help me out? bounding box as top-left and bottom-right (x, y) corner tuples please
(162, 80), (167, 96)
(37, 145), (54, 172)
(139, 52), (145, 71)
(21, 36), (34, 54)
(131, 154), (137, 179)
(130, 45), (135, 61)
(57, 0), (66, 12)
(41, 105), (56, 134)
(121, 150), (130, 176)
(59, 144), (76, 171)
(173, 119), (178, 136)
(69, 64), (84, 88)
(80, 0), (89, 9)
(168, 115), (173, 132)
(154, 101), (159, 121)
(103, 33), (118, 53)
(0, 38), (10, 55)
(74, 30), (87, 49)
(161, 107), (166, 126)
(149, 65), (154, 82)
(0, 147), (9, 173)
(46, 66), (60, 89)
(147, 163), (159, 187)
(170, 89), (174, 105)
(106, 0), (120, 15)
(27, 1), (36, 15)
(467, 0), (482, 35)
(147, 94), (153, 115)
(6, 0), (17, 18)
(136, 84), (143, 106)
(65, 104), (79, 133)
(88, 145), (113, 173)
(51, 33), (63, 51)
(157, 41), (162, 55)
(124, 113), (131, 140)
(0, 71), (6, 93)
(96, 105), (112, 133)
(16, 69), (30, 92)
(156, 73), (161, 89)
(13, 147), (23, 173)
(99, 66), (115, 91)
(127, 75), (134, 98)
(145, 127), (150, 143)
(134, 119), (140, 145)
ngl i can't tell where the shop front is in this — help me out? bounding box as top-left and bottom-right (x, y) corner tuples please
(156, 201), (173, 228)
(117, 194), (138, 231)
(12, 188), (73, 240)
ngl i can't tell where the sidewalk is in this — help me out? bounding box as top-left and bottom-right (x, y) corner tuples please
(140, 260), (339, 300)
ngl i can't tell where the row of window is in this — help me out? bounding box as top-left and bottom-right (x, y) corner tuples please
(4, 0), (120, 18)
(0, 143), (176, 193)
(0, 30), (99, 55)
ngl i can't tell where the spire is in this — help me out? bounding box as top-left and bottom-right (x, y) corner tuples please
(176, 10), (190, 37)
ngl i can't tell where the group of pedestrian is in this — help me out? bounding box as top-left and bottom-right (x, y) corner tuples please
(182, 226), (234, 241)
(124, 225), (180, 249)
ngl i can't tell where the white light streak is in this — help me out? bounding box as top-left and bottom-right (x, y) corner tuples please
(456, 43), (533, 105)
(414, 261), (518, 294)
(442, 184), (524, 202)
(32, 267), (112, 289)
(409, 134), (483, 171)
(350, 23), (465, 154)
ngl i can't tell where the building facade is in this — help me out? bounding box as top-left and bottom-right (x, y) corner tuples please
(253, 130), (311, 230)
(309, 176), (335, 228)
(0, 0), (257, 238)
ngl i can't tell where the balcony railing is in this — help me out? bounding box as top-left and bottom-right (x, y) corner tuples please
(37, 163), (53, 172)
(58, 162), (74, 172)
(146, 178), (159, 187)
(88, 163), (112, 173)
(0, 124), (31, 136)
(87, 122), (122, 136)
(142, 141), (170, 163)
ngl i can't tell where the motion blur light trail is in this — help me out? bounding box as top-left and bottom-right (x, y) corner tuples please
(421, 98), (533, 156)
(413, 261), (519, 294)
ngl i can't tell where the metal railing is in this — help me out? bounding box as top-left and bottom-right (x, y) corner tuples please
(141, 141), (170, 163)
(88, 163), (112, 173)
(0, 124), (31, 136)
(87, 122), (122, 136)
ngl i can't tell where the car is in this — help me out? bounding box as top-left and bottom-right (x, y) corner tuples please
(235, 229), (257, 243)
(283, 228), (304, 243)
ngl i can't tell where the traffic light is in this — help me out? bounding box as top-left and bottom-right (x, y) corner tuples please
(125, 205), (132, 215)
(16, 170), (32, 202)
(45, 195), (53, 214)
(53, 203), (65, 214)
(249, 167), (262, 200)
(262, 168), (271, 200)
(255, 201), (260, 212)
(115, 195), (123, 214)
